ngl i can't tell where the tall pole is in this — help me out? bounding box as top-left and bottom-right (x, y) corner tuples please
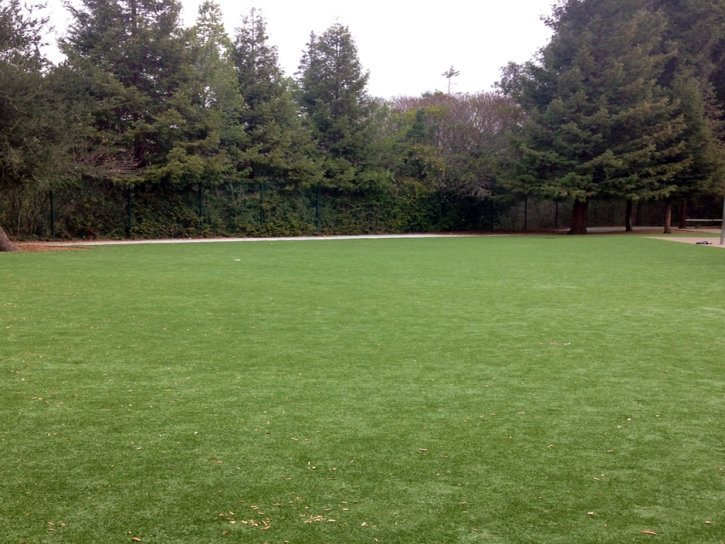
(50, 190), (55, 239)
(260, 182), (265, 226)
(198, 185), (203, 230)
(127, 185), (133, 239)
(316, 183), (321, 232)
(720, 195), (725, 246)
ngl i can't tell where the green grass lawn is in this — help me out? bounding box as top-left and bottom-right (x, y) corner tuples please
(2, 235), (725, 543)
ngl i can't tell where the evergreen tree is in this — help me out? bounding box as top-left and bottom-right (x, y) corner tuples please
(146, 0), (245, 187)
(232, 8), (317, 186)
(661, 74), (725, 231)
(61, 0), (189, 184)
(500, 0), (690, 234)
(0, 0), (70, 250)
(297, 23), (387, 191)
(653, 0), (725, 230)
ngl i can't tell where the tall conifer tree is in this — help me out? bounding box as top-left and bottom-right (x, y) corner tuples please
(500, 0), (690, 233)
(0, 0), (69, 250)
(147, 0), (245, 186)
(297, 23), (387, 190)
(62, 0), (188, 183)
(232, 8), (317, 185)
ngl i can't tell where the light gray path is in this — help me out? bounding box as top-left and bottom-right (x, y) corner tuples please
(34, 233), (485, 247)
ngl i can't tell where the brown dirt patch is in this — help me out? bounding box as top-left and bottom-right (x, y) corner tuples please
(16, 243), (86, 252)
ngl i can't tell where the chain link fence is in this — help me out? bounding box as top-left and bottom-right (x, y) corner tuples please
(2, 182), (722, 240)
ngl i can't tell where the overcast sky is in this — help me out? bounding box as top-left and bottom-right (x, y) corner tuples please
(41, 0), (555, 98)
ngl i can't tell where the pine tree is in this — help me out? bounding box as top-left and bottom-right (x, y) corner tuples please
(501, 0), (690, 234)
(145, 0), (245, 187)
(297, 23), (386, 190)
(61, 0), (188, 183)
(232, 8), (317, 185)
(0, 0), (69, 250)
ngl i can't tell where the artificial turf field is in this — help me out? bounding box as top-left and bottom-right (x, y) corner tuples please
(1, 235), (725, 543)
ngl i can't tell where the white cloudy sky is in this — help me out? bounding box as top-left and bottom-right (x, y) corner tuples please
(41, 0), (555, 98)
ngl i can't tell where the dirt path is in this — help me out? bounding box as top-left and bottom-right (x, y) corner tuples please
(647, 236), (725, 248)
(14, 227), (724, 251)
(18, 233), (484, 249)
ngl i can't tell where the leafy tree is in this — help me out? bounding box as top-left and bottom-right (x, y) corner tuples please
(500, 0), (690, 234)
(297, 23), (387, 191)
(391, 91), (522, 199)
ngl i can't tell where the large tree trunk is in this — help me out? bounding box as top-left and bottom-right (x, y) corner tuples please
(625, 199), (633, 232)
(0, 224), (20, 252)
(568, 199), (589, 235)
(663, 198), (672, 234)
(678, 200), (687, 229)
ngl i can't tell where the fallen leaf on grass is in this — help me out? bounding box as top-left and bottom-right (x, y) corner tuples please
(419, 448), (427, 452)
(588, 512), (594, 515)
(132, 538), (142, 542)
(642, 530), (657, 535)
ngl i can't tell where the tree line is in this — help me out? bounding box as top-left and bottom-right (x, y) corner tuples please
(2, 0), (724, 250)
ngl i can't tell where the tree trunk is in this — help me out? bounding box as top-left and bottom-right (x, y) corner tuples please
(0, 224), (20, 252)
(568, 199), (589, 235)
(663, 198), (672, 234)
(625, 199), (633, 232)
(678, 200), (687, 229)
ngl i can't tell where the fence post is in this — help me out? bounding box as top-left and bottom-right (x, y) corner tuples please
(127, 185), (133, 239)
(50, 190), (55, 239)
(720, 196), (725, 246)
(198, 185), (204, 230)
(260, 182), (265, 226)
(316, 184), (321, 232)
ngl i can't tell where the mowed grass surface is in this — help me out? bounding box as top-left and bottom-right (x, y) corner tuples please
(2, 236), (725, 543)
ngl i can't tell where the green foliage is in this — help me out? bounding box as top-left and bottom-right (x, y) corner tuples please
(232, 9), (319, 187)
(298, 23), (388, 191)
(4, 0), (725, 242)
(503, 0), (690, 205)
(391, 92), (522, 199)
(61, 0), (190, 184)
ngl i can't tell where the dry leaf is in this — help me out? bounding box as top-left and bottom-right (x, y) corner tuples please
(642, 530), (657, 535)
(588, 512), (594, 515)
(132, 538), (142, 542)
(419, 448), (428, 452)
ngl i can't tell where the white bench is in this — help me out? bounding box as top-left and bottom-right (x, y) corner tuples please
(685, 218), (723, 227)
